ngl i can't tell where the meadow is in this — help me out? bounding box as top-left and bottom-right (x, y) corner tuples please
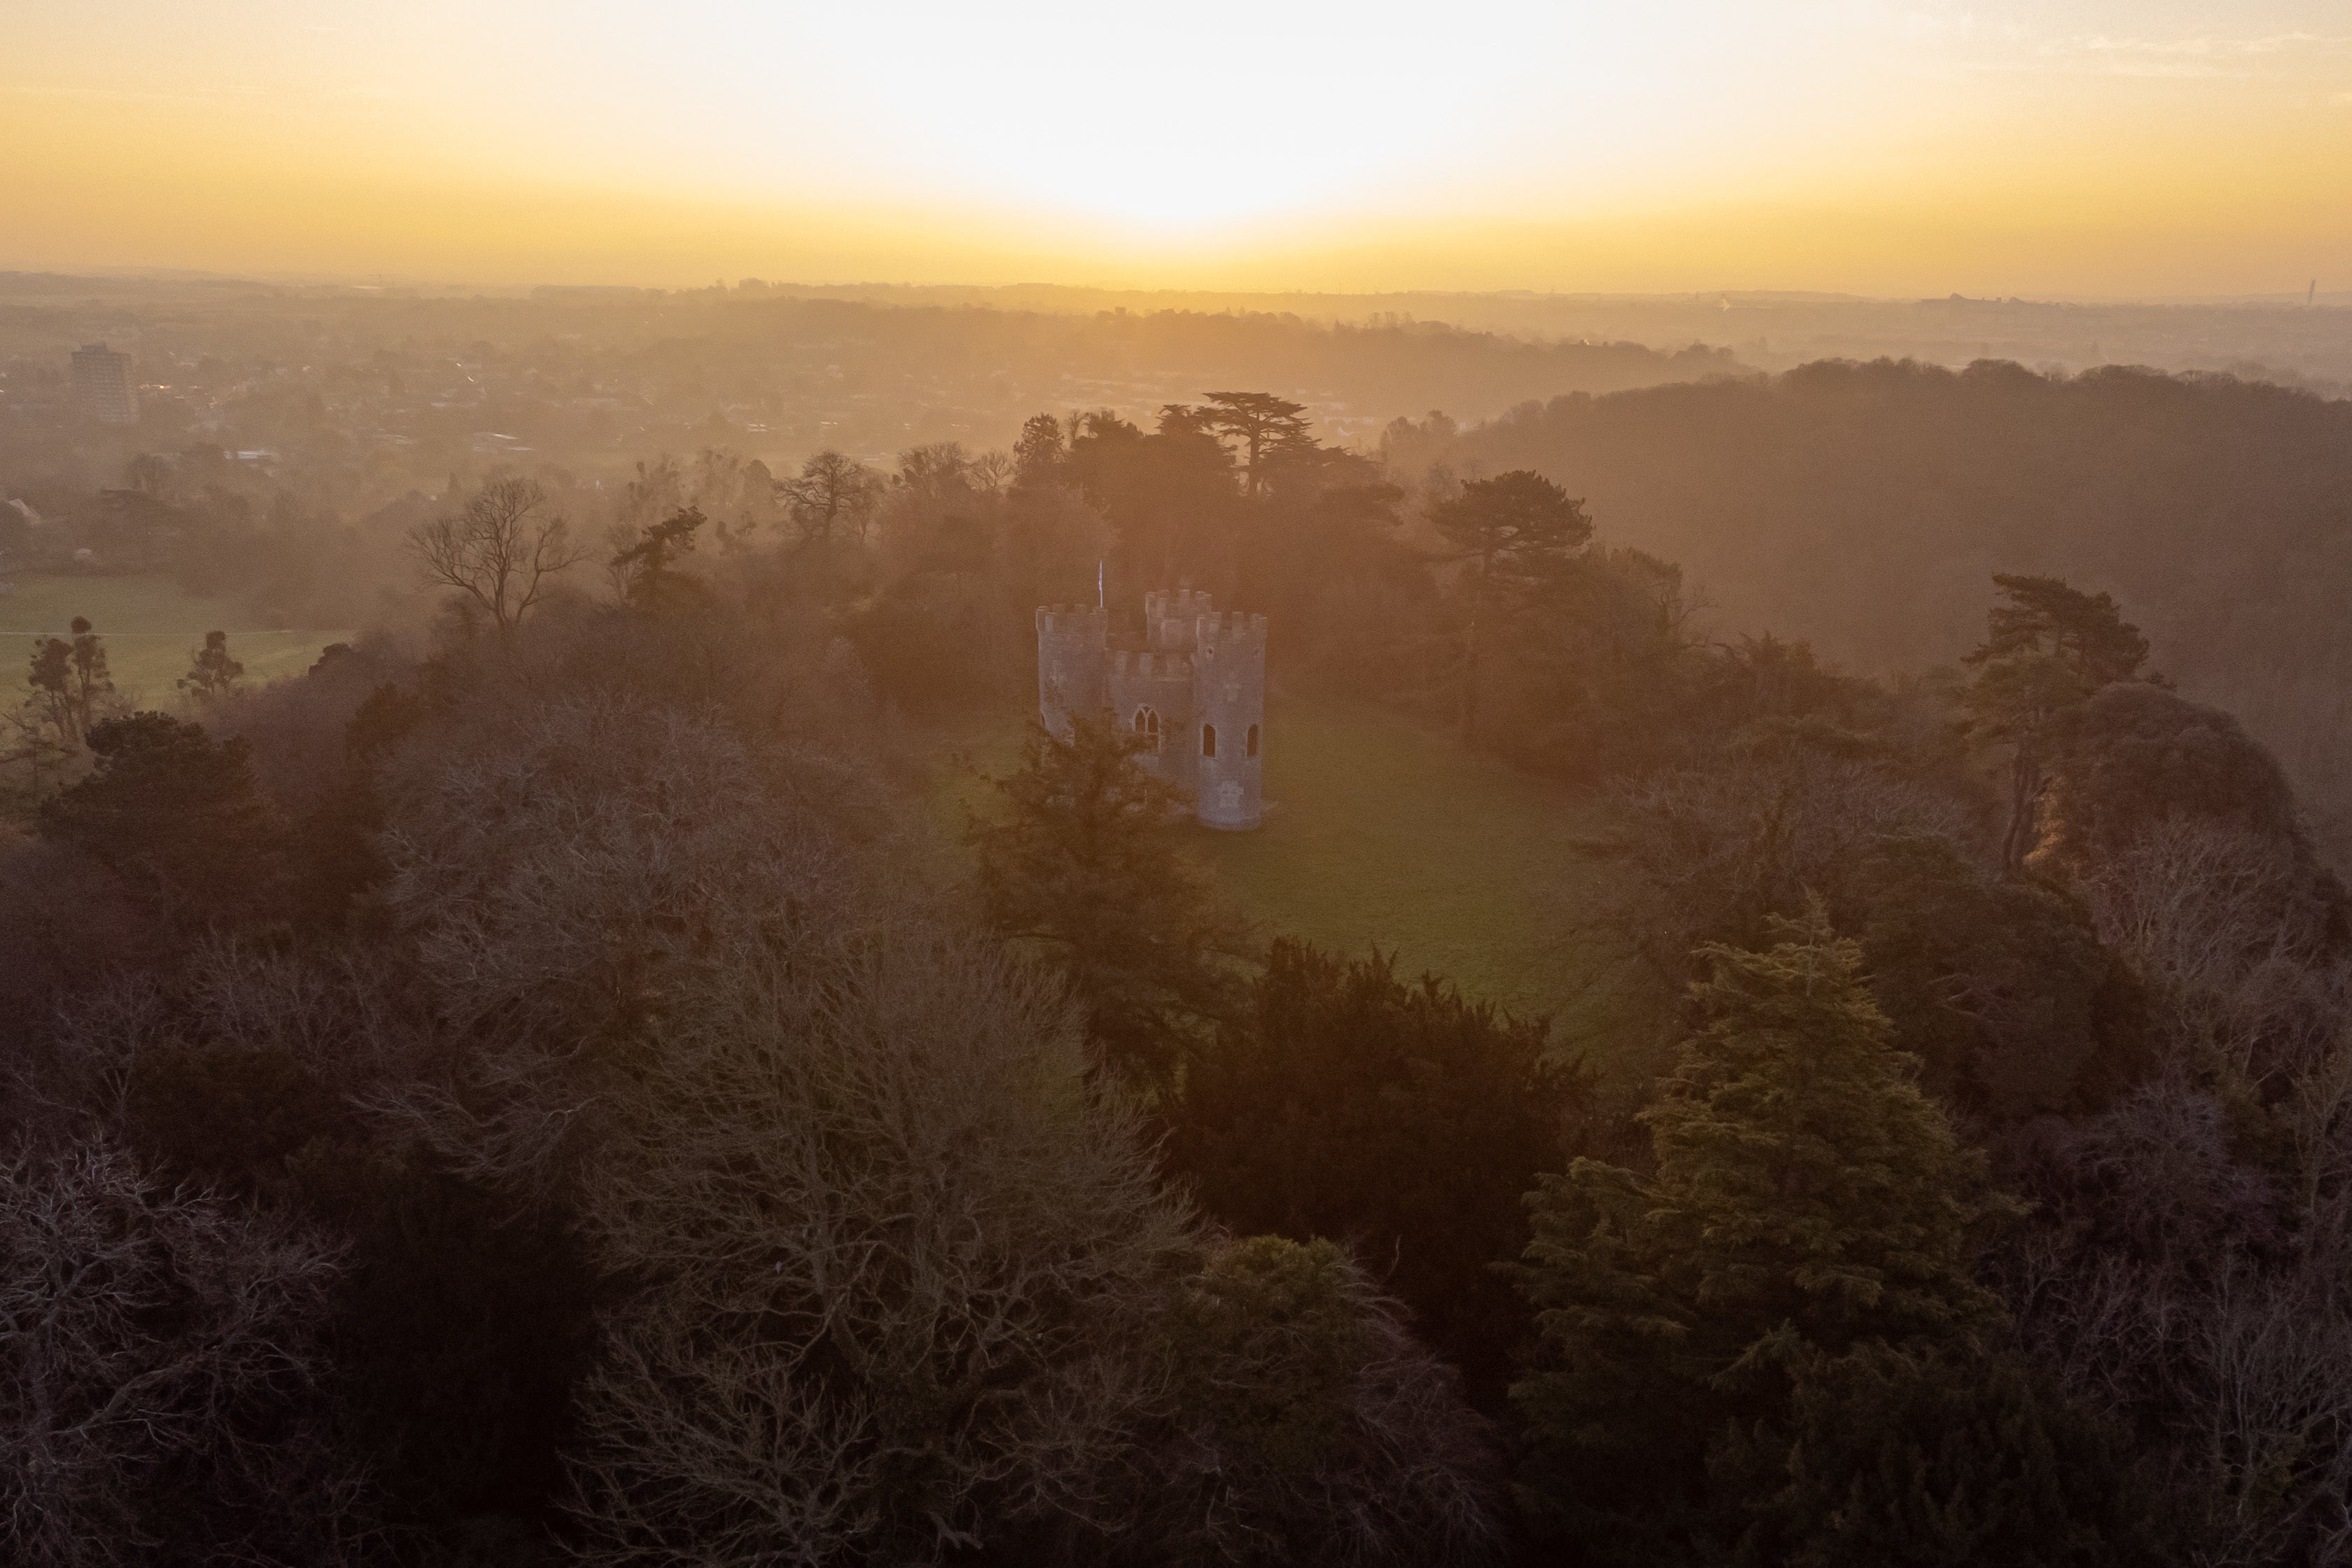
(0, 573), (349, 706)
(932, 694), (1660, 1080)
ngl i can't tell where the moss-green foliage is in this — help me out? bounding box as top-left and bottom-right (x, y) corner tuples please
(1512, 907), (2052, 1563)
(1171, 1236), (1369, 1478)
(1722, 1340), (2160, 1568)
(39, 712), (286, 924)
(1170, 940), (1585, 1402)
(2044, 681), (2325, 875)
(1854, 835), (2151, 1125)
(967, 712), (1243, 1085)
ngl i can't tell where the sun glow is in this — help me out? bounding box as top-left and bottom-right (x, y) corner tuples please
(5, 1), (2351, 291)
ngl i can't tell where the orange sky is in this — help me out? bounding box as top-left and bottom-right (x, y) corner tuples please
(6, 2), (2350, 296)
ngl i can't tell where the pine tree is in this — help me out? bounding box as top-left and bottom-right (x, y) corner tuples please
(1511, 903), (2033, 1563)
(967, 713), (1243, 1086)
(1962, 574), (2151, 872)
(177, 630), (246, 702)
(1430, 470), (1590, 744)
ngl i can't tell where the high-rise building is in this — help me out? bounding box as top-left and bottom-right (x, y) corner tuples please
(71, 342), (138, 424)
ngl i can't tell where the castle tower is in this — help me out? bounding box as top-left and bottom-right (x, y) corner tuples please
(1144, 587), (1215, 653)
(1104, 644), (1198, 795)
(1035, 590), (1264, 831)
(1034, 604), (1106, 737)
(1191, 609), (1266, 830)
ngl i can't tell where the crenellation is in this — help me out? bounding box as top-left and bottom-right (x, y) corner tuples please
(1037, 586), (1264, 830)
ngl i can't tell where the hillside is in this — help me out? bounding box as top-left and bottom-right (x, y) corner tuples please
(1410, 359), (2352, 847)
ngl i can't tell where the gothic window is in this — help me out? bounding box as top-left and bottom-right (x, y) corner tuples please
(1246, 723), (1259, 758)
(1133, 706), (1161, 751)
(1202, 723), (1217, 757)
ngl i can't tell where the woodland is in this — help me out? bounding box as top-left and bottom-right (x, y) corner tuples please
(5, 376), (2352, 1567)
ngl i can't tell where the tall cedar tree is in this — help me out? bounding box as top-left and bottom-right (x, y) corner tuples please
(1962, 574), (2150, 873)
(39, 712), (286, 926)
(1169, 940), (1583, 1405)
(968, 713), (1240, 1086)
(1430, 470), (1591, 745)
(1198, 391), (1317, 497)
(1512, 905), (2026, 1564)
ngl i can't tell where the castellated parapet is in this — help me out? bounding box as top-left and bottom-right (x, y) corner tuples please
(1035, 591), (1266, 831)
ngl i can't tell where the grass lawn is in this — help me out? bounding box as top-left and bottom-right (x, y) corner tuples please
(931, 693), (1665, 1079)
(0, 574), (350, 705)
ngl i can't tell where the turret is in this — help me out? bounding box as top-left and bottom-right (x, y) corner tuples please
(1191, 610), (1267, 830)
(1035, 604), (1107, 736)
(1144, 588), (1215, 653)
(1038, 591), (1266, 831)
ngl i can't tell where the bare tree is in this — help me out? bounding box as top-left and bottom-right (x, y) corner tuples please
(408, 478), (585, 634)
(780, 450), (883, 546)
(367, 693), (1502, 1564)
(0, 1139), (375, 1567)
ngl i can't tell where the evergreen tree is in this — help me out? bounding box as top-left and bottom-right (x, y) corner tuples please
(1430, 470), (1591, 744)
(176, 630), (246, 702)
(967, 713), (1242, 1086)
(609, 504), (706, 606)
(1511, 904), (2038, 1563)
(25, 615), (117, 749)
(1198, 391), (1317, 497)
(38, 712), (285, 925)
(1169, 940), (1584, 1403)
(1963, 574), (2151, 872)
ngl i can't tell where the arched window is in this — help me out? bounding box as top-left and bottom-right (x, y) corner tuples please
(1246, 723), (1259, 758)
(1133, 706), (1160, 751)
(1202, 723), (1217, 758)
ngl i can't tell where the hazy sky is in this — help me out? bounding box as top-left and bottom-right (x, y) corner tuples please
(6, 1), (2349, 295)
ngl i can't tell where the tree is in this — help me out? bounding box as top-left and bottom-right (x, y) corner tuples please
(780, 449), (883, 544)
(365, 695), (1202, 1565)
(1724, 1338), (2158, 1567)
(1855, 833), (2151, 1127)
(967, 713), (1243, 1087)
(1012, 412), (1069, 490)
(26, 616), (118, 749)
(1143, 1235), (1507, 1567)
(38, 713), (284, 924)
(1963, 574), (2151, 873)
(1430, 470), (1591, 744)
(175, 630), (244, 702)
(1168, 941), (1584, 1400)
(607, 505), (706, 607)
(0, 1138), (371, 1568)
(1512, 905), (2019, 1562)
(407, 478), (584, 634)
(1199, 391), (1317, 497)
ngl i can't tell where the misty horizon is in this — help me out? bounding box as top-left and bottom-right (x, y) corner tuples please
(11, 6), (2352, 1567)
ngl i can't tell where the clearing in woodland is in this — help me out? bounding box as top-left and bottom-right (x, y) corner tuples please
(932, 694), (1656, 1079)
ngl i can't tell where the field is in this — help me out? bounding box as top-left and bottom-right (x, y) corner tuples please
(0, 574), (350, 706)
(932, 695), (1663, 1077)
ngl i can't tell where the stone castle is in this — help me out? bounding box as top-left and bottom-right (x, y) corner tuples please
(1035, 588), (1266, 831)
